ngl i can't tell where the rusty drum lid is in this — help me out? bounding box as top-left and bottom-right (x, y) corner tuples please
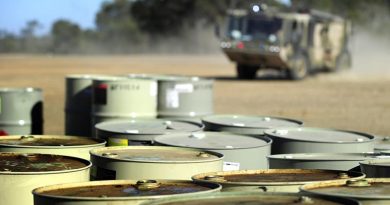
(301, 178), (390, 200)
(33, 179), (221, 199)
(0, 153), (90, 173)
(0, 135), (105, 147)
(192, 169), (364, 185)
(90, 146), (223, 163)
(142, 192), (360, 205)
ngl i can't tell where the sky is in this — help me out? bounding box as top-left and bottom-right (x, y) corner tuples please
(0, 0), (107, 36)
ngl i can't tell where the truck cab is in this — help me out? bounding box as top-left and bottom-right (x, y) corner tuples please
(219, 4), (351, 80)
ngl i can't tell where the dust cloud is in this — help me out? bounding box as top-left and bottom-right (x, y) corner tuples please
(351, 30), (390, 76)
(111, 27), (220, 55)
(312, 29), (390, 82)
(60, 21), (222, 55)
(139, 23), (221, 54)
(336, 3), (390, 78)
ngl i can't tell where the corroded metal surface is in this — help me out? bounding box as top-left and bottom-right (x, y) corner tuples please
(143, 192), (360, 205)
(33, 180), (221, 205)
(0, 153), (88, 172)
(0, 135), (104, 146)
(90, 146), (223, 180)
(192, 169), (364, 192)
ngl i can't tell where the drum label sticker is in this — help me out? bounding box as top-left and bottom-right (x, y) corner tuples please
(166, 89), (179, 108)
(150, 82), (158, 96)
(175, 84), (194, 93)
(111, 83), (140, 91)
(223, 161), (240, 171)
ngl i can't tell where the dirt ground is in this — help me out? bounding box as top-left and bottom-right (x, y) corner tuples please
(0, 54), (389, 136)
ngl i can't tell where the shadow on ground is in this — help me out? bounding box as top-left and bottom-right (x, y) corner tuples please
(211, 68), (332, 81)
(211, 69), (288, 81)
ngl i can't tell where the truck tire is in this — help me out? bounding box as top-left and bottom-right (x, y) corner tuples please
(335, 50), (352, 71)
(236, 64), (258, 79)
(287, 53), (309, 80)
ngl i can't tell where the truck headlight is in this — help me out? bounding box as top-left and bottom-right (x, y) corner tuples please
(269, 46), (280, 53)
(220, 42), (232, 49)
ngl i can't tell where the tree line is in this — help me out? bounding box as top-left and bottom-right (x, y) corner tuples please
(0, 0), (388, 54)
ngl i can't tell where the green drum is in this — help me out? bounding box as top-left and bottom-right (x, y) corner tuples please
(91, 76), (157, 132)
(264, 127), (375, 154)
(65, 74), (111, 137)
(156, 75), (213, 118)
(0, 87), (43, 135)
(126, 74), (213, 118)
(154, 131), (272, 170)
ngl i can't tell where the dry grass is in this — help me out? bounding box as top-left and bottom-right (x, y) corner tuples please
(0, 54), (389, 136)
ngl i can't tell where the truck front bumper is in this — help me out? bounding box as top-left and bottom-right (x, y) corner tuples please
(223, 49), (288, 69)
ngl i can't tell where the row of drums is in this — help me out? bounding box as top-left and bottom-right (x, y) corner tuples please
(0, 140), (388, 205)
(0, 87), (43, 135)
(0, 73), (213, 137)
(0, 114), (390, 204)
(66, 74), (214, 137)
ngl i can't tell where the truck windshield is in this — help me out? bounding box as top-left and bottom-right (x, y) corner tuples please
(245, 16), (282, 38)
(227, 15), (282, 41)
(227, 15), (245, 39)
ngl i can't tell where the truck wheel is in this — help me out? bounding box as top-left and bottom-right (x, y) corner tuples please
(287, 54), (309, 80)
(336, 50), (352, 71)
(236, 64), (257, 79)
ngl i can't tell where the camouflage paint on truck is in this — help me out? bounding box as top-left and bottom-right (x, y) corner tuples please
(219, 4), (351, 80)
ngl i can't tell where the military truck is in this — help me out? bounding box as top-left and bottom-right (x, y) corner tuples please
(218, 4), (352, 80)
